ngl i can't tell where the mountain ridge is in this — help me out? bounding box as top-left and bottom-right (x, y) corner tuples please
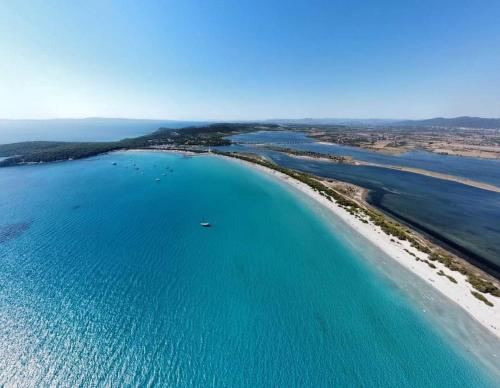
(392, 116), (500, 129)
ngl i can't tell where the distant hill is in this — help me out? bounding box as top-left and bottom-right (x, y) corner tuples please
(0, 118), (208, 144)
(264, 118), (399, 126)
(264, 116), (500, 129)
(0, 122), (275, 167)
(393, 116), (500, 129)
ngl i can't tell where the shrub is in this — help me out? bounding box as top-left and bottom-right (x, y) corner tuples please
(471, 291), (494, 307)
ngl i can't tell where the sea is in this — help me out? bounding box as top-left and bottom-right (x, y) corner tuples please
(0, 151), (498, 386)
(0, 118), (206, 144)
(222, 131), (500, 278)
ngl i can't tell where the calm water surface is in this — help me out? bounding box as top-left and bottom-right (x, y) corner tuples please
(223, 131), (500, 277)
(228, 131), (500, 186)
(0, 152), (498, 386)
(0, 119), (206, 144)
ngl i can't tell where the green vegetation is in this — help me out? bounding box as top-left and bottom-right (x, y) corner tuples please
(263, 146), (350, 163)
(414, 257), (436, 269)
(471, 291), (494, 307)
(426, 261), (437, 269)
(2, 127), (499, 300)
(437, 270), (457, 284)
(0, 141), (124, 165)
(215, 150), (500, 298)
(467, 274), (500, 297)
(0, 123), (278, 167)
(429, 252), (500, 296)
(0, 141), (68, 155)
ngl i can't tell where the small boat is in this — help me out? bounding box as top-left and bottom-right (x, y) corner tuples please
(200, 222), (211, 227)
(112, 162), (117, 165)
(155, 178), (161, 182)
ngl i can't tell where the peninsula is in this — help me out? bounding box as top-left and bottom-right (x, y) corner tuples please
(2, 122), (500, 338)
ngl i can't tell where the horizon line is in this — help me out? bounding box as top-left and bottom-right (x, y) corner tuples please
(1, 115), (499, 122)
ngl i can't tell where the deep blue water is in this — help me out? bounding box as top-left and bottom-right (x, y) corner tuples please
(263, 152), (500, 277)
(0, 118), (207, 144)
(0, 152), (498, 386)
(223, 131), (500, 277)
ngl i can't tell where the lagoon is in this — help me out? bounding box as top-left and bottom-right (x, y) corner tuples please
(222, 132), (500, 277)
(228, 131), (500, 186)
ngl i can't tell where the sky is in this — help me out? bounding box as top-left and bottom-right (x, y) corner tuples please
(1, 0), (499, 120)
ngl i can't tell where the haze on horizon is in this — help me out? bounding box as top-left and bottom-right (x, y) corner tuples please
(1, 0), (499, 121)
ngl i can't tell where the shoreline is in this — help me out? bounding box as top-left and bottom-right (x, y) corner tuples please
(124, 148), (500, 339)
(260, 149), (500, 278)
(314, 140), (500, 160)
(125, 147), (199, 156)
(274, 148), (500, 193)
(356, 161), (500, 193)
(213, 153), (500, 339)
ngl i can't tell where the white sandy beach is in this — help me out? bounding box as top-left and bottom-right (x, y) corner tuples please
(126, 148), (500, 339)
(218, 154), (500, 340)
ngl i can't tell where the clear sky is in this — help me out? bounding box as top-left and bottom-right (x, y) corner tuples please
(1, 0), (499, 120)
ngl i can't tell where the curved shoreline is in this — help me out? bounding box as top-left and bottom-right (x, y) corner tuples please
(124, 149), (500, 339)
(269, 150), (500, 279)
(368, 193), (500, 278)
(213, 153), (500, 340)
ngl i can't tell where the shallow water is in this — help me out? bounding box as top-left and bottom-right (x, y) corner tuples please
(221, 132), (500, 277)
(228, 131), (500, 186)
(0, 152), (498, 386)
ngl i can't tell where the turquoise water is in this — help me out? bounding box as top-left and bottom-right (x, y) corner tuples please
(221, 132), (500, 277)
(256, 151), (500, 277)
(0, 152), (497, 386)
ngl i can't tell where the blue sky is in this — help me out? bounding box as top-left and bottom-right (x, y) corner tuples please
(1, 0), (499, 120)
